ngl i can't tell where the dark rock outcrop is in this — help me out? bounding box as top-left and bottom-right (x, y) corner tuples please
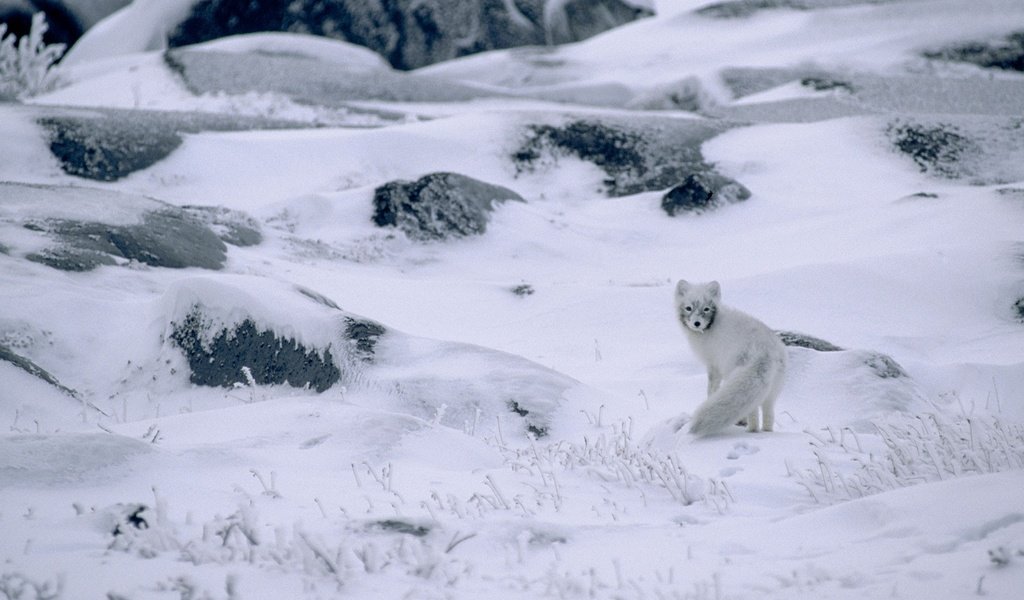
(697, 0), (884, 19)
(344, 317), (386, 362)
(169, 308), (342, 392)
(778, 330), (909, 379)
(372, 172), (524, 241)
(1014, 297), (1024, 323)
(512, 117), (745, 198)
(661, 173), (750, 216)
(924, 31), (1024, 73)
(25, 211), (227, 271)
(0, 183), (248, 272)
(168, 0), (652, 71)
(37, 107), (309, 182)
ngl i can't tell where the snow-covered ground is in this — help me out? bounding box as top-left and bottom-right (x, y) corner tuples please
(2, 1), (1024, 598)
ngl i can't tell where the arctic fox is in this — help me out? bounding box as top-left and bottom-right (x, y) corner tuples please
(675, 280), (787, 436)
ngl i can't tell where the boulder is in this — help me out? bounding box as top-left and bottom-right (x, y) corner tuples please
(512, 117), (745, 198)
(661, 173), (750, 216)
(37, 106), (310, 182)
(372, 172), (524, 241)
(169, 309), (342, 392)
(168, 0), (653, 71)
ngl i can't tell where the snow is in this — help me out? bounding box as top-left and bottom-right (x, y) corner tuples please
(3, 0), (1024, 598)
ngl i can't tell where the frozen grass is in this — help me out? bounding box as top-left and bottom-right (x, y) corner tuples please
(790, 412), (1024, 504)
(0, 14), (64, 101)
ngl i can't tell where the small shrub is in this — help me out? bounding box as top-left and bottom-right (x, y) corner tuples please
(0, 13), (65, 101)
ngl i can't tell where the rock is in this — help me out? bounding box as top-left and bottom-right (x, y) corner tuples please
(779, 329), (909, 380)
(1, 182), (228, 271)
(168, 0), (652, 71)
(163, 46), (497, 107)
(37, 107), (311, 182)
(344, 317), (386, 362)
(661, 173), (750, 216)
(28, 211), (227, 271)
(0, 343), (79, 398)
(512, 117), (741, 197)
(181, 206), (263, 247)
(169, 309), (342, 392)
(924, 31), (1024, 73)
(696, 0), (871, 19)
(864, 352), (908, 379)
(1014, 297), (1024, 323)
(372, 172), (524, 241)
(38, 115), (183, 182)
(777, 330), (844, 352)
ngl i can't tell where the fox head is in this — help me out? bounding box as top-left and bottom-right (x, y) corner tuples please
(675, 280), (720, 333)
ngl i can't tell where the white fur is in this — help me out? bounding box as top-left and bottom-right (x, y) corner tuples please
(675, 280), (787, 437)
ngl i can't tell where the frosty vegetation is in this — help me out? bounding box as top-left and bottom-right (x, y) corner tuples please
(0, 13), (65, 101)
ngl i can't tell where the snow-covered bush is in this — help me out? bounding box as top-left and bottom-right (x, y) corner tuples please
(0, 13), (65, 101)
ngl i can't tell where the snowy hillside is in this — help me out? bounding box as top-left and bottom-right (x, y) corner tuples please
(2, 0), (1024, 598)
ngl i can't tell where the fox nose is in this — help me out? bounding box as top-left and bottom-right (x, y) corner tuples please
(693, 320), (702, 328)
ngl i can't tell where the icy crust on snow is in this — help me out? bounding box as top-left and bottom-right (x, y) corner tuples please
(366, 333), (580, 438)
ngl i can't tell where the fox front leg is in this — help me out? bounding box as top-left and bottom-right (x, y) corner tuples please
(706, 368), (722, 398)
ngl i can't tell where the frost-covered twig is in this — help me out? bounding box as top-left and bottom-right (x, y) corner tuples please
(0, 13), (65, 101)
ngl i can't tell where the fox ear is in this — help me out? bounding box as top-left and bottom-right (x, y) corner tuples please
(707, 281), (721, 299)
(676, 280), (691, 295)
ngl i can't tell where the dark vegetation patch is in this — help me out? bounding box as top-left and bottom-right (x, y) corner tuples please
(507, 399), (548, 438)
(886, 121), (976, 178)
(370, 519), (431, 537)
(924, 31), (1024, 73)
(864, 353), (908, 379)
(512, 284), (535, 297)
(169, 308), (341, 392)
(372, 172), (524, 241)
(1014, 297), (1024, 323)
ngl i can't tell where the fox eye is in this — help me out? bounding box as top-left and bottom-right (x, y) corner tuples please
(702, 307), (712, 313)
(684, 306), (693, 313)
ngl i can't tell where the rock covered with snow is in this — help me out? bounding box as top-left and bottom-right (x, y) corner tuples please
(166, 0), (653, 70)
(372, 172), (525, 241)
(0, 183), (235, 271)
(35, 106), (309, 182)
(660, 172), (750, 216)
(159, 275), (576, 437)
(511, 116), (744, 197)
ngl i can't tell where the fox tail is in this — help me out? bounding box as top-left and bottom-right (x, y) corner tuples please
(688, 356), (778, 437)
